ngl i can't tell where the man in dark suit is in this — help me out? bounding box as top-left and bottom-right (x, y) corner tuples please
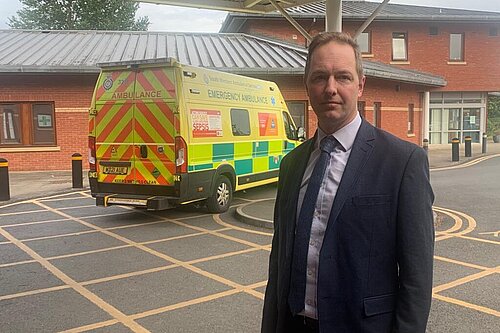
(262, 32), (434, 333)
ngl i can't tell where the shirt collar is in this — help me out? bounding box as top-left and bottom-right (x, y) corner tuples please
(316, 112), (362, 152)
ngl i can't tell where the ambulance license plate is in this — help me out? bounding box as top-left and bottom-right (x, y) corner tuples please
(102, 166), (128, 175)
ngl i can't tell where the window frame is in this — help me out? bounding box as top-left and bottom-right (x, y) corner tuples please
(449, 33), (464, 61)
(230, 108), (251, 136)
(0, 102), (56, 147)
(392, 32), (408, 61)
(357, 31), (371, 54)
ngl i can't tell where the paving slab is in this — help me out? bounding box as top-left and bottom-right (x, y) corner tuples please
(0, 289), (111, 333)
(111, 221), (198, 243)
(146, 233), (252, 262)
(193, 249), (270, 286)
(24, 232), (126, 258)
(137, 292), (262, 333)
(0, 262), (64, 297)
(3, 219), (94, 240)
(86, 267), (232, 315)
(49, 246), (172, 282)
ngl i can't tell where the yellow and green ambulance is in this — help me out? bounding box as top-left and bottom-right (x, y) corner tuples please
(88, 58), (302, 213)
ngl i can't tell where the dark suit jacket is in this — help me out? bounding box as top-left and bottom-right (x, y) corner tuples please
(262, 120), (435, 333)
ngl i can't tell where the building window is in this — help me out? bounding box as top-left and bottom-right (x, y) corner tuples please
(489, 27), (498, 37)
(429, 27), (438, 36)
(374, 102), (382, 128)
(230, 108), (250, 136)
(392, 32), (407, 61)
(357, 101), (366, 119)
(356, 31), (371, 54)
(449, 33), (464, 61)
(0, 103), (56, 147)
(286, 101), (306, 130)
(408, 103), (414, 134)
(429, 92), (485, 144)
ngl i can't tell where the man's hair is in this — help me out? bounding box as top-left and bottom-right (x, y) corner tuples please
(304, 32), (364, 82)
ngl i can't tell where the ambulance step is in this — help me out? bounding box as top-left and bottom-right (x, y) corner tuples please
(95, 194), (175, 211)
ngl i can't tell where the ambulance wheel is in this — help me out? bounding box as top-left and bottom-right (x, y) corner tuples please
(207, 175), (232, 213)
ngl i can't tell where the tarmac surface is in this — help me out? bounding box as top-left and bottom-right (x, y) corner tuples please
(1, 142), (499, 332)
(3, 142), (500, 226)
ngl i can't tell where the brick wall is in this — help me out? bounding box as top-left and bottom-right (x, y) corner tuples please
(1, 72), (425, 171)
(0, 74), (97, 171)
(241, 19), (500, 92)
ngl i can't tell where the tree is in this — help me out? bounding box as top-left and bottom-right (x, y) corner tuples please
(8, 0), (150, 31)
(487, 95), (500, 136)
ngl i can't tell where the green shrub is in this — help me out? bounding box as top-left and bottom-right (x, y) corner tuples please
(487, 96), (500, 136)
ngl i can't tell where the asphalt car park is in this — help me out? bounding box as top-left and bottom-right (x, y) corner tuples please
(0, 178), (499, 332)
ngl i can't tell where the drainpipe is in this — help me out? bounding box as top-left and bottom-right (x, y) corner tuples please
(423, 91), (430, 144)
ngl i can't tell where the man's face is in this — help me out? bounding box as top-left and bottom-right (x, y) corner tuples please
(305, 41), (365, 134)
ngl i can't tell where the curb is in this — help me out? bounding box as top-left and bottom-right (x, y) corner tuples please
(235, 199), (274, 229)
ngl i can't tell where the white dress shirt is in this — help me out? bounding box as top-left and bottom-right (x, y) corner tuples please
(296, 113), (362, 319)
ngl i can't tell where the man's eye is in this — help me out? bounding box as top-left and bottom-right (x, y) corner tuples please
(312, 75), (327, 82)
(337, 75), (352, 82)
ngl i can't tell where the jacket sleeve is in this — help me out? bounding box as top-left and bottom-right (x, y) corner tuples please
(261, 157), (287, 333)
(394, 147), (435, 333)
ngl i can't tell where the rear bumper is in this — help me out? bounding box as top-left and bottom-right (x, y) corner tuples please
(89, 169), (216, 210)
(95, 193), (177, 210)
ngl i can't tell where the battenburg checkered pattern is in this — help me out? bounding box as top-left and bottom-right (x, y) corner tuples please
(187, 140), (296, 174)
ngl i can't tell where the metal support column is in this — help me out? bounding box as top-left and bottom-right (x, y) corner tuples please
(325, 0), (342, 32)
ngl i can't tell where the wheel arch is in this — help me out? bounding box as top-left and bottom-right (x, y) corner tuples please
(211, 164), (236, 193)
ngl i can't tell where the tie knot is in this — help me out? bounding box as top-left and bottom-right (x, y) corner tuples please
(320, 135), (337, 154)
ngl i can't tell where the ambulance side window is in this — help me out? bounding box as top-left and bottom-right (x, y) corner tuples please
(282, 111), (297, 140)
(230, 108), (250, 136)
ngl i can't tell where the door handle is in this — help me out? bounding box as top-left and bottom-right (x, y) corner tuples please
(140, 145), (148, 158)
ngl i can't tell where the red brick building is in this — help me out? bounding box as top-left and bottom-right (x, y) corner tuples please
(0, 28), (443, 171)
(221, 0), (500, 145)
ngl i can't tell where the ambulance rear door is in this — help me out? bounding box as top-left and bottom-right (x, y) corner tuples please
(94, 65), (178, 188)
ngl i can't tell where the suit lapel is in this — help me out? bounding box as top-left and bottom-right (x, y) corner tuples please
(325, 120), (376, 235)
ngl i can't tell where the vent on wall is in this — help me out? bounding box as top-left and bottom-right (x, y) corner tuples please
(429, 27), (438, 36)
(489, 27), (498, 36)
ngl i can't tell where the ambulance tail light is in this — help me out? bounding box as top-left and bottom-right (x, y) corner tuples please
(88, 136), (96, 172)
(175, 136), (187, 174)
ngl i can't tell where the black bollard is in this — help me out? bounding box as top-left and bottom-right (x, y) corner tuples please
(482, 133), (487, 154)
(423, 139), (429, 154)
(451, 138), (460, 162)
(72, 153), (83, 188)
(464, 136), (472, 157)
(0, 158), (10, 201)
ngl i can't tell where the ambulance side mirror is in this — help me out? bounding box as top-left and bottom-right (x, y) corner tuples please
(297, 127), (306, 141)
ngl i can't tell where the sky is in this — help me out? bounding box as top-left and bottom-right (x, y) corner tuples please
(0, 0), (499, 32)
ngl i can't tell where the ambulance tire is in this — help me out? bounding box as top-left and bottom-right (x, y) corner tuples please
(207, 175), (233, 213)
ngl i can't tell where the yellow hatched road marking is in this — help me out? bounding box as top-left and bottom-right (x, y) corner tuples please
(433, 255), (490, 271)
(0, 227), (150, 333)
(433, 266), (499, 293)
(433, 293), (500, 317)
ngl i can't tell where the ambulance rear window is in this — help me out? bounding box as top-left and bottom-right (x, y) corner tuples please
(230, 108), (250, 136)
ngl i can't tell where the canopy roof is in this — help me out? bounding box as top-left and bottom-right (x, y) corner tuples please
(137, 0), (321, 14)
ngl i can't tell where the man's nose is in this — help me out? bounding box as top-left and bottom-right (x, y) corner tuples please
(324, 76), (337, 95)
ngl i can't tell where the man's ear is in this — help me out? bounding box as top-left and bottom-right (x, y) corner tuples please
(358, 75), (366, 98)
